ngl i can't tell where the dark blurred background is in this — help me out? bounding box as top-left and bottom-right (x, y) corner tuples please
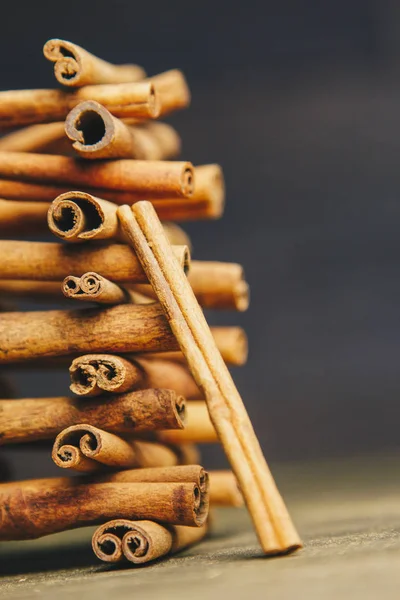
(2, 0), (400, 477)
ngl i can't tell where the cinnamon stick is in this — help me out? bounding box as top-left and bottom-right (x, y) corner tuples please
(0, 240), (189, 282)
(0, 389), (185, 444)
(0, 152), (194, 198)
(92, 520), (207, 564)
(158, 401), (217, 444)
(0, 122), (67, 153)
(52, 425), (179, 472)
(0, 480), (206, 540)
(118, 201), (301, 554)
(0, 199), (49, 235)
(0, 82), (159, 128)
(47, 192), (119, 242)
(149, 70), (191, 116)
(209, 471), (244, 507)
(69, 354), (199, 399)
(62, 272), (131, 305)
(47, 193), (190, 244)
(65, 101), (181, 160)
(43, 38), (145, 87)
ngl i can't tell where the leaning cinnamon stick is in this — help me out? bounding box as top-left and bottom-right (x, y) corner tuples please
(43, 38), (145, 87)
(62, 273), (131, 305)
(0, 152), (194, 198)
(0, 240), (189, 282)
(0, 199), (49, 235)
(65, 101), (181, 160)
(0, 480), (206, 540)
(52, 425), (179, 472)
(0, 82), (159, 128)
(118, 201), (301, 554)
(69, 354), (199, 399)
(92, 520), (207, 564)
(0, 389), (185, 444)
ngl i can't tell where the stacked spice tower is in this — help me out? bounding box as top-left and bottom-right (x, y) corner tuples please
(0, 39), (302, 564)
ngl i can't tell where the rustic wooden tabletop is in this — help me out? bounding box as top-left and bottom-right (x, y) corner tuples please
(1, 453), (399, 600)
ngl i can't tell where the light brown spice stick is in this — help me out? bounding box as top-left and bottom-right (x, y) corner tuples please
(134, 261), (250, 312)
(69, 354), (200, 399)
(92, 520), (207, 564)
(44, 39), (146, 87)
(65, 101), (181, 160)
(0, 240), (189, 282)
(118, 201), (301, 555)
(158, 400), (217, 444)
(148, 70), (191, 116)
(0, 199), (49, 235)
(208, 471), (244, 507)
(0, 389), (185, 445)
(0, 82), (159, 128)
(0, 122), (68, 153)
(0, 152), (194, 198)
(62, 272), (131, 305)
(47, 193), (190, 244)
(0, 480), (207, 540)
(47, 192), (119, 242)
(52, 425), (179, 472)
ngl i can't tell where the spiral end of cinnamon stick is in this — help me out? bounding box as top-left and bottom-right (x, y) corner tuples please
(43, 39), (83, 86)
(181, 165), (195, 197)
(92, 530), (124, 563)
(52, 425), (103, 472)
(65, 100), (115, 156)
(69, 354), (143, 396)
(48, 191), (111, 242)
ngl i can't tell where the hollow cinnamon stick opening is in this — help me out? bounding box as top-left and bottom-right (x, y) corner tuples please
(43, 39), (146, 87)
(62, 272), (131, 305)
(0, 199), (49, 235)
(69, 354), (199, 399)
(48, 192), (119, 242)
(92, 520), (207, 564)
(118, 201), (301, 555)
(0, 152), (194, 198)
(0, 240), (189, 282)
(0, 389), (185, 445)
(0, 480), (207, 540)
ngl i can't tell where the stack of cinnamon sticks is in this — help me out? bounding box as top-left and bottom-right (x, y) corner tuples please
(0, 39), (301, 566)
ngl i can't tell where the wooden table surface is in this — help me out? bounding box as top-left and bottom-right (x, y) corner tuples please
(1, 454), (399, 599)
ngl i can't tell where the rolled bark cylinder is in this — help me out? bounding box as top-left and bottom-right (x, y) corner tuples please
(69, 354), (199, 399)
(92, 520), (207, 564)
(209, 471), (244, 507)
(43, 38), (146, 87)
(0, 240), (189, 282)
(0, 122), (67, 153)
(47, 192), (119, 242)
(65, 101), (181, 160)
(0, 199), (49, 235)
(149, 70), (191, 116)
(52, 424), (179, 472)
(0, 480), (207, 540)
(0, 388), (185, 445)
(158, 401), (217, 444)
(0, 152), (194, 198)
(0, 82), (159, 128)
(62, 273), (130, 305)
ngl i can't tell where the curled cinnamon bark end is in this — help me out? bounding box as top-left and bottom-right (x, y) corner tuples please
(62, 272), (130, 305)
(48, 191), (118, 242)
(69, 354), (143, 396)
(43, 39), (146, 87)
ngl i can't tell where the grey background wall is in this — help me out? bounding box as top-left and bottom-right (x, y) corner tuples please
(2, 0), (400, 477)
